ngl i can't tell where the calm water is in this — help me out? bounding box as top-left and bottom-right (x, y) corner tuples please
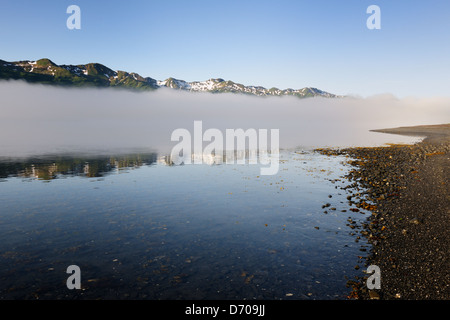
(0, 150), (373, 300)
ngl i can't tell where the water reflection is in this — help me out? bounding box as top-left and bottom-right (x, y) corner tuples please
(0, 153), (158, 180)
(0, 149), (280, 180)
(0, 149), (371, 299)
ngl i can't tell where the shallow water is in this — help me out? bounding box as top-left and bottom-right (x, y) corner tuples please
(0, 150), (375, 300)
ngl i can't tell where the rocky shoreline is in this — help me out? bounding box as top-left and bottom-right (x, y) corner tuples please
(316, 124), (449, 300)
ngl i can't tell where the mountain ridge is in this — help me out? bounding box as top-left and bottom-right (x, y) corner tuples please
(0, 58), (342, 98)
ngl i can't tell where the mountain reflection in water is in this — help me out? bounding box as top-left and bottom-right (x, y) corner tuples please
(0, 149), (282, 181)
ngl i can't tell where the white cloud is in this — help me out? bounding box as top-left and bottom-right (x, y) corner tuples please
(0, 80), (448, 157)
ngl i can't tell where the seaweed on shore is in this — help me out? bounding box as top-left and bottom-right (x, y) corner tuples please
(315, 139), (450, 300)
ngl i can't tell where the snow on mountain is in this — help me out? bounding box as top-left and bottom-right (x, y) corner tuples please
(155, 77), (340, 98)
(0, 58), (342, 98)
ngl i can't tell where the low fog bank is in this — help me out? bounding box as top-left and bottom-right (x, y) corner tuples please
(0, 80), (448, 157)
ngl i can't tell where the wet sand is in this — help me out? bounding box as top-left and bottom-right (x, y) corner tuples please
(317, 123), (449, 300)
(370, 124), (450, 142)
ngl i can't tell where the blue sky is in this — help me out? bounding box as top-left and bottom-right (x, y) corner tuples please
(1, 0), (449, 98)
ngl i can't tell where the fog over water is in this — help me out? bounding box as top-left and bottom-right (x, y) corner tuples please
(0, 80), (448, 157)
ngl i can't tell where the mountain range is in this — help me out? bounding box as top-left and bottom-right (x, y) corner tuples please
(0, 58), (341, 98)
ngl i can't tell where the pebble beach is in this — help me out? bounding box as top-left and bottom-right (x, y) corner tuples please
(316, 124), (449, 300)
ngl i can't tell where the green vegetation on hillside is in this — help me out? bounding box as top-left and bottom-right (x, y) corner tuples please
(0, 58), (340, 98)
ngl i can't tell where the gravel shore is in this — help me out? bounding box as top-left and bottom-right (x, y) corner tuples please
(316, 124), (449, 300)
